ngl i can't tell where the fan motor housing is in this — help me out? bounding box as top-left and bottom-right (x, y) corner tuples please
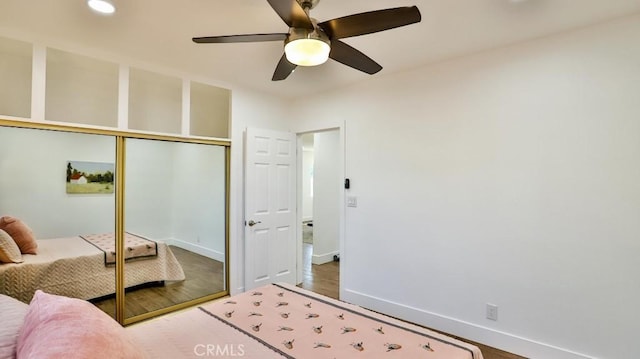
(286, 24), (330, 47)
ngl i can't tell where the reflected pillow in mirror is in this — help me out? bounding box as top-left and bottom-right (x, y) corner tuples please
(0, 229), (23, 263)
(0, 216), (37, 254)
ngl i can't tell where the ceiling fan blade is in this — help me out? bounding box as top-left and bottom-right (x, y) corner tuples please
(193, 33), (288, 44)
(267, 0), (314, 29)
(329, 40), (382, 75)
(272, 53), (297, 81)
(318, 6), (421, 39)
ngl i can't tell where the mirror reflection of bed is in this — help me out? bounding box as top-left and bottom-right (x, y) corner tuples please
(0, 223), (226, 320)
(0, 229), (182, 304)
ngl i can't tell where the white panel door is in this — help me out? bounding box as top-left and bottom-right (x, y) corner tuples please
(244, 127), (296, 290)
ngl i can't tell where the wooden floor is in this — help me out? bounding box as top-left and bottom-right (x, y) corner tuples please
(298, 242), (526, 359)
(298, 242), (339, 298)
(91, 246), (225, 319)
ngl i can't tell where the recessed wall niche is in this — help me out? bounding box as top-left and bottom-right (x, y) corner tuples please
(0, 36), (32, 118)
(190, 81), (230, 138)
(45, 48), (118, 127)
(129, 68), (181, 134)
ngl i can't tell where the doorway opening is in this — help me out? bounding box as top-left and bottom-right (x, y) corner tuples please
(297, 131), (340, 299)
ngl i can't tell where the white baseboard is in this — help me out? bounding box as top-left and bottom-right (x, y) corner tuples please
(342, 288), (597, 359)
(233, 287), (245, 296)
(167, 238), (225, 262)
(311, 250), (339, 265)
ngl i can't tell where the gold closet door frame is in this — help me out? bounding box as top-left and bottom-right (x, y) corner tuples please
(0, 118), (231, 325)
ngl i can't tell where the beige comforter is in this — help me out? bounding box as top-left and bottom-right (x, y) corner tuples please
(0, 236), (185, 303)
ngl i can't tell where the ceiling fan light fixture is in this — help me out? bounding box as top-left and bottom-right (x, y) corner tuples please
(87, 0), (115, 14)
(285, 38), (330, 67)
(192, 3), (422, 80)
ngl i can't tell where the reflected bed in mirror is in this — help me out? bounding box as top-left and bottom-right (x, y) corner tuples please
(0, 233), (185, 304)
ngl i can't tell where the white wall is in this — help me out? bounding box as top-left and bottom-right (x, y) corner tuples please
(290, 14), (640, 359)
(45, 48), (119, 127)
(124, 139), (174, 240)
(126, 139), (227, 261)
(301, 146), (314, 222)
(311, 130), (340, 264)
(0, 36), (31, 118)
(170, 142), (226, 261)
(128, 68), (182, 134)
(0, 127), (115, 237)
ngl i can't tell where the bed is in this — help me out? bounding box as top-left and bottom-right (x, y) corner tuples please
(0, 234), (185, 303)
(127, 283), (485, 359)
(1, 284), (484, 359)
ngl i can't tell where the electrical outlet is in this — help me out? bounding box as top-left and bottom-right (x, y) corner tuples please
(486, 303), (498, 321)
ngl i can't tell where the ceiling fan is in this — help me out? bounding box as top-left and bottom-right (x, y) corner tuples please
(192, 0), (422, 81)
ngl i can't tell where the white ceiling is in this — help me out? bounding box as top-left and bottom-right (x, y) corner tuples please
(1, 0), (639, 100)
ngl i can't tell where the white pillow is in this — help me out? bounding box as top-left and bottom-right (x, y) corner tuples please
(0, 294), (29, 359)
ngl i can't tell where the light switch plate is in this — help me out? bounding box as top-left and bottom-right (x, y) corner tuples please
(347, 196), (357, 207)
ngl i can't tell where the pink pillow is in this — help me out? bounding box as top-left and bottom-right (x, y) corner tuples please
(17, 290), (146, 359)
(0, 294), (29, 358)
(0, 216), (37, 254)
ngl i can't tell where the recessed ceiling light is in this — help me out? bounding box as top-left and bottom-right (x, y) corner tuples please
(87, 0), (115, 14)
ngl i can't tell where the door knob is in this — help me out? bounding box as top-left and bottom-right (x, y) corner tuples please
(248, 220), (262, 227)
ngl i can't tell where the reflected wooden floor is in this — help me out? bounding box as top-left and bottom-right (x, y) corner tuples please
(91, 246), (224, 318)
(297, 243), (525, 359)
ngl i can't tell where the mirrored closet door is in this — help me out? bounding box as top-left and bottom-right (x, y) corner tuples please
(122, 138), (227, 320)
(0, 123), (230, 324)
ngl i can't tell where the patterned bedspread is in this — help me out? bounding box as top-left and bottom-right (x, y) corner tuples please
(128, 283), (483, 359)
(80, 232), (158, 265)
